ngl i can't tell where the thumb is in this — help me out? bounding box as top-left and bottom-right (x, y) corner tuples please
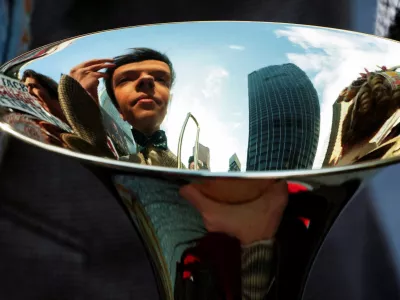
(179, 184), (218, 212)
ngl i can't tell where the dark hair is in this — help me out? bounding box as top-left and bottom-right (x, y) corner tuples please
(188, 155), (194, 165)
(341, 73), (400, 150)
(21, 69), (59, 100)
(105, 47), (176, 108)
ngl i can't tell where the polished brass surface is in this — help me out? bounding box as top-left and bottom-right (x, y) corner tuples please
(2, 22), (400, 176)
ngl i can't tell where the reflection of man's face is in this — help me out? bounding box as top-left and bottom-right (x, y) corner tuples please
(24, 77), (52, 107)
(112, 60), (171, 135)
(189, 162), (195, 170)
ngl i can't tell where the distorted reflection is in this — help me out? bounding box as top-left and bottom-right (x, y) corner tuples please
(0, 73), (71, 133)
(21, 69), (68, 124)
(1, 112), (67, 148)
(61, 48), (187, 166)
(229, 153), (241, 172)
(246, 63), (320, 171)
(2, 22), (400, 172)
(114, 176), (288, 300)
(188, 144), (210, 170)
(323, 66), (400, 167)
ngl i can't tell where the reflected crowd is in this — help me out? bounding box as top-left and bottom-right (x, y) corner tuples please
(5, 50), (399, 171)
(324, 66), (400, 167)
(1, 48), (324, 172)
(2, 43), (400, 299)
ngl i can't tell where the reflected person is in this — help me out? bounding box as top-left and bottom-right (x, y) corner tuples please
(337, 67), (400, 165)
(188, 155), (208, 170)
(21, 69), (68, 124)
(1, 112), (67, 148)
(64, 48), (284, 299)
(104, 48), (181, 167)
(21, 68), (114, 157)
(61, 48), (182, 166)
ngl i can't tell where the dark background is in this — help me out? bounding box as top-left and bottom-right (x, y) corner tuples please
(29, 0), (377, 49)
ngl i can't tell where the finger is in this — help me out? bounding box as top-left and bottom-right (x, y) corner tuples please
(83, 63), (116, 72)
(194, 178), (276, 191)
(265, 179), (288, 194)
(189, 178), (277, 204)
(179, 184), (219, 212)
(259, 180), (289, 212)
(91, 72), (109, 79)
(79, 58), (114, 68)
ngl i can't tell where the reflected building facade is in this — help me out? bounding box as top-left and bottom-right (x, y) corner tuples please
(246, 63), (320, 171)
(229, 153), (241, 171)
(193, 143), (210, 170)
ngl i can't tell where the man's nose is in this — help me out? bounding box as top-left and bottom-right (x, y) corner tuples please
(137, 74), (155, 90)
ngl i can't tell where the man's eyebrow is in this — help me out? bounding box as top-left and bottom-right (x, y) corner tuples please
(156, 70), (170, 77)
(113, 70), (131, 79)
(112, 70), (131, 85)
(153, 70), (171, 80)
(114, 68), (171, 80)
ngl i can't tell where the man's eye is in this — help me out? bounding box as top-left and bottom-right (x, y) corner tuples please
(117, 78), (128, 85)
(156, 77), (170, 86)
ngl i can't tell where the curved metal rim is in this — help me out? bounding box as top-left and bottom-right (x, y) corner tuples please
(2, 121), (400, 179)
(2, 20), (400, 72)
(2, 21), (400, 179)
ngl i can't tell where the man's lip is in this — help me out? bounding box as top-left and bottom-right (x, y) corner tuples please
(133, 96), (159, 106)
(137, 98), (155, 103)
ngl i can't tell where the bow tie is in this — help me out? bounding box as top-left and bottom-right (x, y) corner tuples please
(131, 128), (168, 153)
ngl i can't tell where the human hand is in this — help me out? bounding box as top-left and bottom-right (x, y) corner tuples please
(179, 179), (288, 245)
(69, 58), (115, 104)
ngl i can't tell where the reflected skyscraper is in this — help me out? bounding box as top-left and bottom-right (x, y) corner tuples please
(229, 153), (241, 171)
(246, 63), (320, 171)
(193, 143), (210, 170)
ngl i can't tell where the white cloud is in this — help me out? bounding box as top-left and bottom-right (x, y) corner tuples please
(201, 67), (229, 99)
(164, 66), (246, 171)
(275, 26), (400, 168)
(233, 122), (242, 129)
(286, 53), (326, 72)
(229, 45), (245, 51)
